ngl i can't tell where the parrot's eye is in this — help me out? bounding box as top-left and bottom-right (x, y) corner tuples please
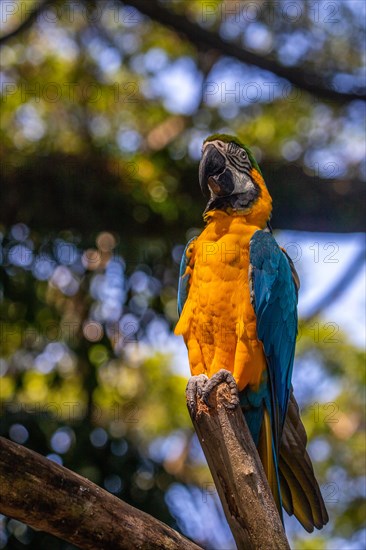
(239, 150), (247, 159)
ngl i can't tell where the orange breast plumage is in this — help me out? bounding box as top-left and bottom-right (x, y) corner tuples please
(174, 210), (268, 392)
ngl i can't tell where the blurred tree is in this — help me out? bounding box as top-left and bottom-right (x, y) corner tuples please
(0, 1), (365, 549)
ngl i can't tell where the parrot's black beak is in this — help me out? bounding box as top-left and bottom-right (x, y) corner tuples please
(199, 144), (225, 196)
(199, 144), (234, 197)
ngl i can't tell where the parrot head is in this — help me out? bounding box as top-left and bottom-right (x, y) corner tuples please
(199, 134), (270, 217)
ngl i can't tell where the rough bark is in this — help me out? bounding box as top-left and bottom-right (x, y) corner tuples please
(187, 383), (290, 550)
(0, 436), (202, 550)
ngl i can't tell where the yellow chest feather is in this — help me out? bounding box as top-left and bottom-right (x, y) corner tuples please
(175, 211), (268, 391)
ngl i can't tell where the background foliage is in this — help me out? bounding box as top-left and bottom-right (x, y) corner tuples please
(0, 1), (365, 549)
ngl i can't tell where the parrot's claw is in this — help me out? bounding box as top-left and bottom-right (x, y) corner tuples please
(186, 374), (208, 419)
(201, 369), (240, 410)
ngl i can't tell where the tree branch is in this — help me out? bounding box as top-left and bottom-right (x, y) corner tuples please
(124, 0), (365, 103)
(0, 436), (202, 550)
(0, 0), (53, 46)
(1, 0), (364, 102)
(186, 383), (290, 550)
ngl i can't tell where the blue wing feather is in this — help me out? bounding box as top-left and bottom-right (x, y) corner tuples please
(177, 237), (197, 316)
(249, 230), (298, 448)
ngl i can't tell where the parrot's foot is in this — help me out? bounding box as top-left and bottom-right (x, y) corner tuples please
(201, 369), (239, 411)
(186, 374), (208, 419)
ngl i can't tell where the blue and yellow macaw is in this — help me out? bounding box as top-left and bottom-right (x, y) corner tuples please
(175, 134), (328, 532)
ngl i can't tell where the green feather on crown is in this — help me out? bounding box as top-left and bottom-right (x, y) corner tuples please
(204, 134), (263, 177)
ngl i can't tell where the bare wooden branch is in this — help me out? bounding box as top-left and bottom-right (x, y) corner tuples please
(187, 383), (290, 550)
(0, 436), (202, 550)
